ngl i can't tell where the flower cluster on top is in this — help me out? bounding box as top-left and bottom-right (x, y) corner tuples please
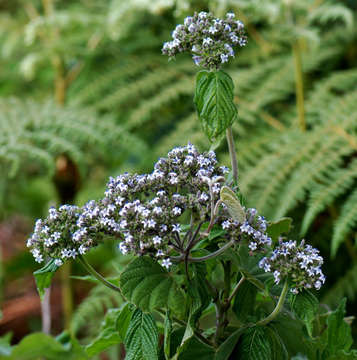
(162, 11), (247, 70)
(259, 240), (326, 293)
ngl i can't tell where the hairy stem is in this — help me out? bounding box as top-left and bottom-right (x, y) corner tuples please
(60, 262), (73, 329)
(256, 280), (289, 326)
(226, 127), (238, 184)
(77, 255), (122, 294)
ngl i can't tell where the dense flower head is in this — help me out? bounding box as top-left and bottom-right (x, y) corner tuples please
(26, 205), (97, 267)
(162, 11), (247, 70)
(258, 240), (326, 293)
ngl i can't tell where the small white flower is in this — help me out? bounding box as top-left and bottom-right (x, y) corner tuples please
(162, 258), (172, 269)
(153, 236), (162, 245)
(119, 242), (128, 254)
(54, 259), (63, 267)
(172, 207), (182, 216)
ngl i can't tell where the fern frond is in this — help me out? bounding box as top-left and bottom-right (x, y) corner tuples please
(331, 188), (357, 257)
(302, 159), (357, 236)
(322, 263), (357, 307)
(71, 282), (123, 336)
(273, 138), (353, 220)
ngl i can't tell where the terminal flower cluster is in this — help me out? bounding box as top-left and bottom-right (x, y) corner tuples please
(259, 240), (326, 293)
(162, 11), (247, 70)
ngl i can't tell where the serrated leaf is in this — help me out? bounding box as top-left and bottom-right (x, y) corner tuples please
(267, 218), (292, 242)
(290, 290), (318, 338)
(265, 327), (289, 360)
(232, 279), (258, 323)
(220, 186), (246, 223)
(194, 70), (237, 142)
(85, 304), (132, 357)
(120, 256), (185, 317)
(236, 327), (272, 360)
(321, 299), (353, 356)
(215, 328), (245, 360)
(33, 259), (58, 300)
(124, 308), (158, 360)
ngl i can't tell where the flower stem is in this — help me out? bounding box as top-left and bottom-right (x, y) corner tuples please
(171, 239), (235, 263)
(226, 127), (238, 184)
(256, 280), (289, 326)
(226, 274), (246, 305)
(77, 255), (122, 294)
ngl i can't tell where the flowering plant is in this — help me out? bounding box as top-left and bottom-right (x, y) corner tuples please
(27, 11), (355, 360)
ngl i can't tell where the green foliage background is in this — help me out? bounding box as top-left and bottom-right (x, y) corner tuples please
(1, 0), (357, 356)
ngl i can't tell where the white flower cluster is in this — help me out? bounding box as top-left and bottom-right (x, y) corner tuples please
(26, 205), (95, 267)
(97, 144), (227, 268)
(259, 240), (326, 293)
(220, 207), (272, 253)
(162, 11), (247, 70)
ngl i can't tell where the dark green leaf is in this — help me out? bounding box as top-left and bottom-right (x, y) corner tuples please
(33, 259), (58, 300)
(120, 256), (185, 317)
(215, 328), (245, 360)
(236, 326), (272, 360)
(265, 327), (289, 360)
(194, 70), (237, 142)
(267, 218), (292, 243)
(328, 350), (357, 359)
(124, 308), (159, 360)
(321, 299), (353, 356)
(177, 336), (215, 360)
(232, 279), (258, 323)
(290, 290), (318, 337)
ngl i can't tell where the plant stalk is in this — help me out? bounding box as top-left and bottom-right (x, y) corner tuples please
(226, 127), (238, 184)
(171, 239), (235, 263)
(77, 255), (122, 294)
(256, 280), (289, 326)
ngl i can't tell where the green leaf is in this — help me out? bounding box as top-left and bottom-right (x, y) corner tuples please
(1, 333), (88, 360)
(194, 70), (237, 142)
(266, 218), (292, 243)
(120, 256), (185, 317)
(265, 327), (289, 360)
(0, 333), (12, 356)
(328, 350), (357, 359)
(33, 259), (59, 300)
(220, 186), (246, 224)
(164, 310), (172, 360)
(85, 304), (133, 357)
(124, 308), (159, 360)
(176, 335), (215, 360)
(290, 290), (318, 338)
(236, 326), (272, 360)
(232, 279), (258, 323)
(321, 299), (353, 356)
(215, 328), (245, 360)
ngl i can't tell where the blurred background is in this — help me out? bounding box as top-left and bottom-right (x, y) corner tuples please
(0, 0), (357, 356)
